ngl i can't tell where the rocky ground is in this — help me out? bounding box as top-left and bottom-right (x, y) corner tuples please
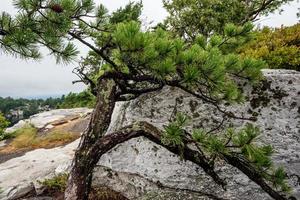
(0, 69), (299, 200)
(0, 108), (92, 200)
(0, 108), (91, 164)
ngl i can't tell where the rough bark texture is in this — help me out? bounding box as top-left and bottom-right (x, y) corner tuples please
(64, 78), (117, 200)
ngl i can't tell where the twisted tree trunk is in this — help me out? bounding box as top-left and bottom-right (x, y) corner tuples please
(65, 78), (117, 200)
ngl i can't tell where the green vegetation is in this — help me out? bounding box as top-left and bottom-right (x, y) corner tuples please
(0, 90), (95, 126)
(0, 97), (63, 125)
(0, 97), (63, 114)
(59, 90), (96, 109)
(0, 112), (10, 140)
(89, 187), (128, 200)
(240, 23), (300, 70)
(39, 174), (127, 200)
(163, 0), (294, 38)
(163, 0), (299, 71)
(39, 173), (69, 192)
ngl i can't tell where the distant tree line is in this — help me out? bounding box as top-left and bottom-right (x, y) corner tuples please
(0, 96), (62, 125)
(0, 90), (95, 125)
(59, 90), (96, 109)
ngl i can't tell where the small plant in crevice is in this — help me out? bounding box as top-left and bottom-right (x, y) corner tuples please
(39, 173), (69, 192)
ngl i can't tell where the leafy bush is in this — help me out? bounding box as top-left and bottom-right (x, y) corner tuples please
(240, 23), (300, 71)
(163, 0), (294, 37)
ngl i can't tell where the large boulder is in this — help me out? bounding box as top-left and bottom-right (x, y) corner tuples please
(94, 69), (300, 199)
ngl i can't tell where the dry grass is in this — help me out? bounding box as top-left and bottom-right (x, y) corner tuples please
(9, 125), (37, 149)
(0, 125), (79, 153)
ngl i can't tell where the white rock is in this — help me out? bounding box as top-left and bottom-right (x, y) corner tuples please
(28, 108), (92, 129)
(0, 140), (79, 200)
(4, 120), (27, 133)
(0, 140), (7, 148)
(4, 108), (92, 133)
(44, 124), (54, 130)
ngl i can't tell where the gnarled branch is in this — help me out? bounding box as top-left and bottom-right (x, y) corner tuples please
(89, 121), (289, 200)
(89, 121), (226, 189)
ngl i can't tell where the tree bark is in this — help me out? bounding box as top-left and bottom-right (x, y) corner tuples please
(65, 78), (117, 200)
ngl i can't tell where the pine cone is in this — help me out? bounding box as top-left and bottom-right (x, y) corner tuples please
(50, 4), (63, 13)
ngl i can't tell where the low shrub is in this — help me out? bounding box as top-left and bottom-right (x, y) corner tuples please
(39, 173), (69, 192)
(39, 175), (127, 200)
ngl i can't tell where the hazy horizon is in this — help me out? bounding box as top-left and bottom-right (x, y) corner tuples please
(0, 0), (299, 98)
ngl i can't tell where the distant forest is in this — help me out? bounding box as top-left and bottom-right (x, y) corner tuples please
(0, 90), (95, 125)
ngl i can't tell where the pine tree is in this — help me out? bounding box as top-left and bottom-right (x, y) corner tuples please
(0, 1), (295, 199)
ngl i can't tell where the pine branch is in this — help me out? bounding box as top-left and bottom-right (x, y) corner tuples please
(68, 31), (118, 69)
(222, 153), (288, 200)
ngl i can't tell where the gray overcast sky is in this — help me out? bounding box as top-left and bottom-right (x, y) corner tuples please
(0, 0), (299, 98)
